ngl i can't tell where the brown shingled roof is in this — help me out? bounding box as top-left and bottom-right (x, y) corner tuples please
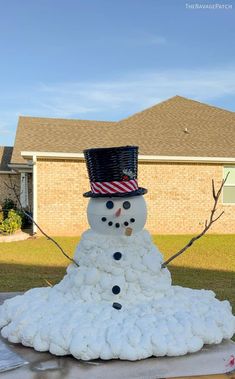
(11, 96), (235, 164)
(117, 96), (235, 157)
(11, 118), (117, 164)
(0, 146), (13, 171)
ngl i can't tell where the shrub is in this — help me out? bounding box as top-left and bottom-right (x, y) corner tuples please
(0, 209), (22, 235)
(16, 209), (32, 228)
(0, 207), (3, 223)
(2, 198), (16, 219)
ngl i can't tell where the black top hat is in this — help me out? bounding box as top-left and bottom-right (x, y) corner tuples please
(83, 146), (147, 198)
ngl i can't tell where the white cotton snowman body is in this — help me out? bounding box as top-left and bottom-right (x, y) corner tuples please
(0, 146), (234, 361)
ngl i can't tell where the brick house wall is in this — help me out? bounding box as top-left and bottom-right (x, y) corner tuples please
(36, 158), (235, 236)
(37, 159), (88, 236)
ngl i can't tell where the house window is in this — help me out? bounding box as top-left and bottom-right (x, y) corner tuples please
(223, 166), (235, 204)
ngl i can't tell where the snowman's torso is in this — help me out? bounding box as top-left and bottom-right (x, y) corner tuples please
(1, 227), (234, 360)
(56, 229), (172, 306)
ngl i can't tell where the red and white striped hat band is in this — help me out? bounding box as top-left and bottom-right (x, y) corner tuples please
(91, 179), (138, 195)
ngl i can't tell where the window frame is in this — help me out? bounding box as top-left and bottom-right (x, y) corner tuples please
(222, 166), (235, 205)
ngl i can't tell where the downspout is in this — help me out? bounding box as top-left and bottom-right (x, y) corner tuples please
(32, 154), (37, 234)
(20, 173), (29, 208)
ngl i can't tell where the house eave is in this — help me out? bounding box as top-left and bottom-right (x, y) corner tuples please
(21, 151), (84, 160)
(8, 163), (33, 173)
(0, 170), (17, 174)
(138, 155), (235, 164)
(21, 151), (235, 164)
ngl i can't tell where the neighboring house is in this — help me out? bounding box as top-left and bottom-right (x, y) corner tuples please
(0, 146), (32, 211)
(1, 95), (235, 235)
(0, 146), (23, 207)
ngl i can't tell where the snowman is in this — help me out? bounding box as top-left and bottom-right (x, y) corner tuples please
(0, 146), (234, 361)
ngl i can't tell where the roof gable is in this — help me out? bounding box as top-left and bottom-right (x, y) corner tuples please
(11, 96), (235, 164)
(115, 96), (235, 157)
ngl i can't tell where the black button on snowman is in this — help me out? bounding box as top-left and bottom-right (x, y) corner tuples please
(83, 146), (148, 310)
(113, 252), (122, 260)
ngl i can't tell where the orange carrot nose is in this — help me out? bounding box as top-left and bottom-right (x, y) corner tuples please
(115, 208), (122, 217)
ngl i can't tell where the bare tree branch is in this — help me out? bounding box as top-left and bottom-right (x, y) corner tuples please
(212, 179), (216, 200)
(4, 176), (79, 267)
(161, 173), (229, 268)
(212, 211), (224, 223)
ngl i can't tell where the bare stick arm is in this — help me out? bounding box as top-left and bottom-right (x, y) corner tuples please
(161, 173), (229, 268)
(4, 177), (79, 267)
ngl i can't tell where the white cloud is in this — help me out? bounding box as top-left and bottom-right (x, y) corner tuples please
(1, 66), (235, 145)
(34, 67), (235, 117)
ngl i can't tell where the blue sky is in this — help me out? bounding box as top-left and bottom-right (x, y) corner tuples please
(0, 0), (235, 146)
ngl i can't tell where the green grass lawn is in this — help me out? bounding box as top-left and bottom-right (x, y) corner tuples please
(0, 234), (234, 314)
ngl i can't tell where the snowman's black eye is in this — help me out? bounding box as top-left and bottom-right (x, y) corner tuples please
(106, 201), (114, 209)
(123, 201), (131, 210)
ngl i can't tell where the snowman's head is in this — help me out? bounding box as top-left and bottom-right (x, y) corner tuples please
(87, 195), (147, 235)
